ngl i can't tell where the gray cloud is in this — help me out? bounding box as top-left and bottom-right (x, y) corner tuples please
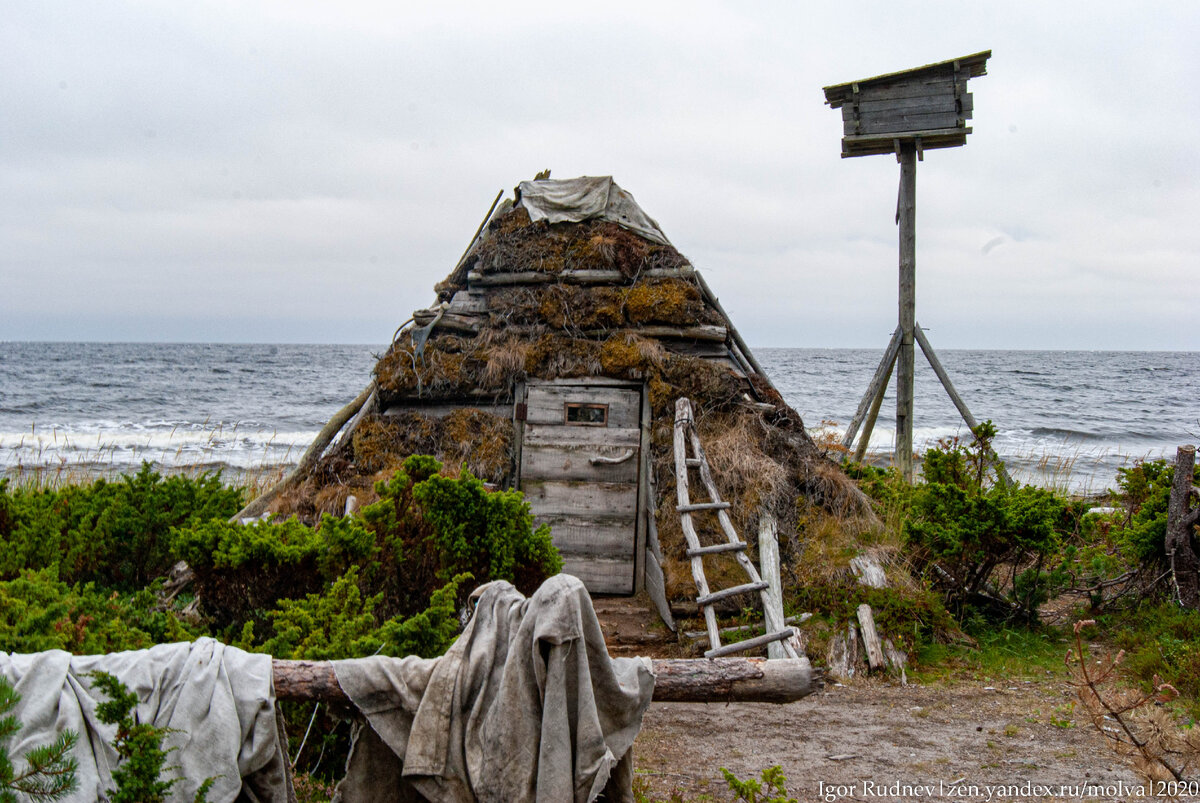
(2, 1), (1197, 349)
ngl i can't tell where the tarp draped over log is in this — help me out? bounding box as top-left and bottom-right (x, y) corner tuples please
(332, 574), (655, 803)
(516, 176), (671, 246)
(0, 639), (289, 803)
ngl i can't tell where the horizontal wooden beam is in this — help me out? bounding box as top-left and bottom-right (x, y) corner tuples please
(273, 657), (820, 704)
(685, 542), (747, 558)
(466, 266), (694, 288)
(696, 581), (770, 607)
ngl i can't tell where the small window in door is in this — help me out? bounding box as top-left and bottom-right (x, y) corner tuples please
(564, 403), (608, 426)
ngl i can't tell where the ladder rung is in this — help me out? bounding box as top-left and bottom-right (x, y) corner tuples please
(704, 628), (796, 658)
(686, 542), (747, 558)
(696, 582), (769, 607)
(685, 458), (702, 467)
(676, 501), (731, 513)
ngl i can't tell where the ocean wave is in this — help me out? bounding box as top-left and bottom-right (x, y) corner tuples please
(1029, 426), (1104, 441)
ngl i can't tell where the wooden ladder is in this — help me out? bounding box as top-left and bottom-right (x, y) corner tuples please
(672, 398), (800, 659)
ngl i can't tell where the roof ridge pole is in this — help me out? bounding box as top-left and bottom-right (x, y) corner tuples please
(896, 143), (917, 482)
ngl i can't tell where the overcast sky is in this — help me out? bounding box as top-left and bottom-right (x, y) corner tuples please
(3, 1), (1197, 349)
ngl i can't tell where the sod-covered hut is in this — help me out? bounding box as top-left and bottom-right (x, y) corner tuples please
(267, 176), (868, 626)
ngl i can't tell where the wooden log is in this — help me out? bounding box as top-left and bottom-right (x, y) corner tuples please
(856, 604), (886, 671)
(685, 542), (747, 558)
(883, 638), (908, 685)
(676, 501), (731, 513)
(1166, 445), (1200, 609)
(272, 658), (819, 704)
(611, 325), (727, 343)
(696, 582), (769, 607)
(896, 143), (917, 482)
(825, 624), (858, 680)
(704, 629), (795, 659)
(913, 324), (1014, 487)
(685, 614), (808, 641)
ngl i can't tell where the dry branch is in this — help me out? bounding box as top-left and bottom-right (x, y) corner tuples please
(229, 382), (376, 522)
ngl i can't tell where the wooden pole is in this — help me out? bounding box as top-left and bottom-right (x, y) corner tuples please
(913, 324), (1014, 488)
(853, 356), (894, 464)
(1166, 445), (1200, 608)
(896, 144), (917, 482)
(758, 513), (802, 660)
(272, 657), (820, 704)
(840, 327), (901, 455)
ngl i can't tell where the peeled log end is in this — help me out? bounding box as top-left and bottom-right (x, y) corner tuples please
(649, 658), (821, 703)
(273, 657), (821, 705)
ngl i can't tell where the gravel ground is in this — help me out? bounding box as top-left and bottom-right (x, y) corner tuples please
(633, 675), (1155, 802)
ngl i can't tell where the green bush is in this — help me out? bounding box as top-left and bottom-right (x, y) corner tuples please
(175, 514), (376, 630)
(0, 466), (242, 589)
(173, 454), (560, 655)
(1116, 458), (1200, 564)
(0, 569), (195, 654)
(255, 569), (469, 661)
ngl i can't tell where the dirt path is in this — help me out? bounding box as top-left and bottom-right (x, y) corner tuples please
(633, 676), (1150, 802)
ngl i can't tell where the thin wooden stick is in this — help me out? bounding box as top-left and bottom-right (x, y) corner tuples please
(692, 270), (778, 393)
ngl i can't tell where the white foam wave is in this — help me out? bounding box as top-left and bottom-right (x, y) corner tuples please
(0, 426), (315, 471)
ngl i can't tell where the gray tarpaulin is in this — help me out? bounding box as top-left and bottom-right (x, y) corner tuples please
(516, 177), (671, 246)
(333, 575), (656, 803)
(0, 638), (290, 803)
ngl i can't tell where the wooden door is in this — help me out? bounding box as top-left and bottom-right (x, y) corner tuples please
(518, 381), (642, 594)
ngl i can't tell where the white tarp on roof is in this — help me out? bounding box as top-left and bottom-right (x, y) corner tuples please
(515, 176), (671, 246)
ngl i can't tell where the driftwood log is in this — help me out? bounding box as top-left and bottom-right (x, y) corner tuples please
(1166, 445), (1200, 609)
(272, 658), (820, 705)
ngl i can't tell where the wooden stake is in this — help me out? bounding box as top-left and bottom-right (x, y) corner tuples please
(854, 355), (895, 464)
(841, 327), (901, 455)
(1166, 445), (1200, 608)
(896, 144), (917, 482)
(758, 513), (801, 659)
(856, 604), (886, 671)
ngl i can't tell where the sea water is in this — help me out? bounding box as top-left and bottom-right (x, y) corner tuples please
(1, 342), (1196, 492)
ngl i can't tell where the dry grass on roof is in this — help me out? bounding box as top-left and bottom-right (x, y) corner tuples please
(437, 207), (692, 297)
(268, 408), (513, 523)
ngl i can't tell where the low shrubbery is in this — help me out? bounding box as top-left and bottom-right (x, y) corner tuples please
(0, 457), (561, 662)
(844, 425), (1200, 717)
